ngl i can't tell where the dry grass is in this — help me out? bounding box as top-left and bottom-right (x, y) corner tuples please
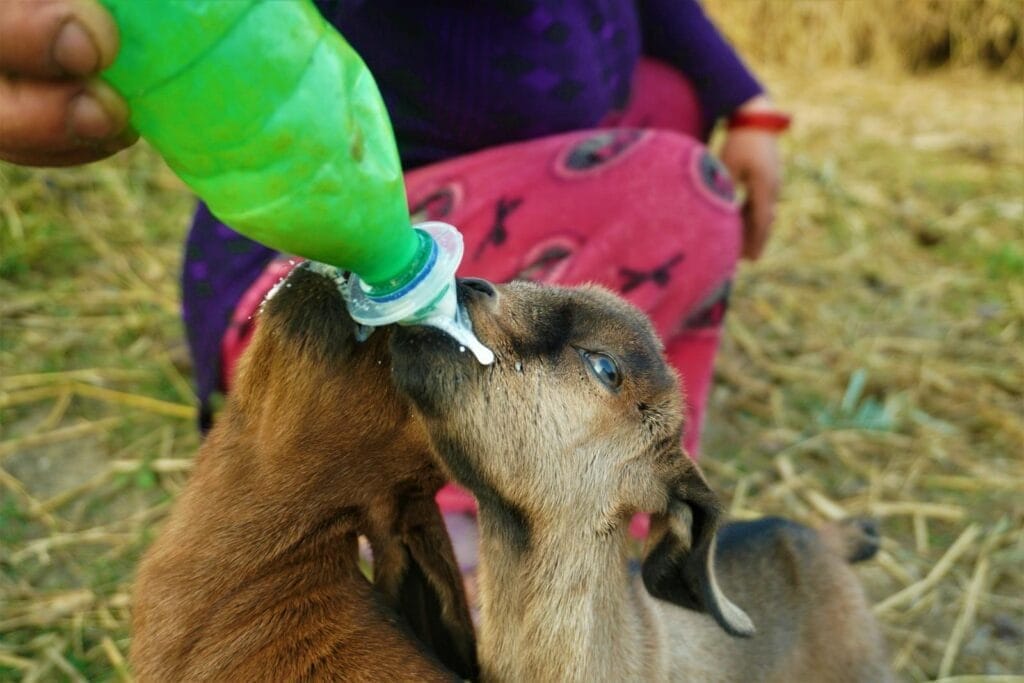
(1, 148), (197, 682)
(701, 67), (1024, 678)
(1, 59), (1022, 683)
(707, 0), (1024, 78)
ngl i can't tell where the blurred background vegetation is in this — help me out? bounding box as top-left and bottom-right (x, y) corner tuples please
(717, 0), (1023, 77)
(2, 0), (1022, 680)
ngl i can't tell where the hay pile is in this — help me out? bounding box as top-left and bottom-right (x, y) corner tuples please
(1, 61), (1022, 683)
(707, 0), (1024, 78)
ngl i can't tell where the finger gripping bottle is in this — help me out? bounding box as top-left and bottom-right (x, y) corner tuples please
(99, 0), (491, 362)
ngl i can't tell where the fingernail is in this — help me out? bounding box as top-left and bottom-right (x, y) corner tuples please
(69, 92), (115, 141)
(54, 20), (100, 76)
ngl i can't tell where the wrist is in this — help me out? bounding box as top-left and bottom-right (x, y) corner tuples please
(727, 95), (791, 134)
(735, 94), (775, 113)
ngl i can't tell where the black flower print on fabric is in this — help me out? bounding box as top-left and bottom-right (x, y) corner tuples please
(560, 129), (645, 173)
(692, 149), (737, 210)
(682, 280), (732, 330)
(410, 184), (459, 222)
(619, 253), (685, 294)
(474, 197), (524, 261)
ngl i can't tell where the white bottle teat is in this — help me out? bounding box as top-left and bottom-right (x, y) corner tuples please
(345, 222), (495, 365)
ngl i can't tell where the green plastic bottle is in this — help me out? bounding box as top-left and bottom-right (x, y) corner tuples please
(98, 0), (492, 363)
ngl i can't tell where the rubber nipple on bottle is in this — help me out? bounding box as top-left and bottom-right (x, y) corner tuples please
(346, 222), (495, 365)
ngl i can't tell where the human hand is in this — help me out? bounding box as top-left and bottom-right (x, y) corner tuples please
(719, 96), (783, 260)
(0, 0), (134, 167)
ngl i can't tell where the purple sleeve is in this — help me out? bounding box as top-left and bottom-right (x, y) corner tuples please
(182, 203), (278, 429)
(636, 0), (763, 124)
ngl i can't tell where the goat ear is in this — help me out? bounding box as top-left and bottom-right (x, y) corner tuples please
(641, 466), (755, 638)
(395, 498), (479, 680)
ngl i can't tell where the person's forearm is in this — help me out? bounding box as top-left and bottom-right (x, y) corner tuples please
(636, 0), (763, 126)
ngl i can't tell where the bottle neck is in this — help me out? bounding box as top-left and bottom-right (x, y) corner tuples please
(360, 229), (435, 298)
(345, 221), (462, 328)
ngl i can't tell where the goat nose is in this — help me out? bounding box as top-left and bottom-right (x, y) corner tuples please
(459, 277), (497, 299)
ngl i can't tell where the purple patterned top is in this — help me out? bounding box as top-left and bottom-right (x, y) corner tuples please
(325, 0), (762, 165)
(183, 0), (763, 427)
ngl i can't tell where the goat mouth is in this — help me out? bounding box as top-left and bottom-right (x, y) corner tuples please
(391, 320), (460, 355)
(389, 309), (485, 380)
(389, 308), (487, 417)
(389, 278), (505, 385)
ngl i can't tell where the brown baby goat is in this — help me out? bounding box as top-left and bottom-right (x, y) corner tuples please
(389, 279), (891, 682)
(130, 265), (477, 682)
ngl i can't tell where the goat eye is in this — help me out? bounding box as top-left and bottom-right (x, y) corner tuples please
(583, 351), (622, 390)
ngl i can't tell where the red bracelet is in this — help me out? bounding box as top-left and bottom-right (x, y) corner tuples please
(726, 110), (792, 133)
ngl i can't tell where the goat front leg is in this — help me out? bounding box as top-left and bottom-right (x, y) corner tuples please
(370, 494), (479, 680)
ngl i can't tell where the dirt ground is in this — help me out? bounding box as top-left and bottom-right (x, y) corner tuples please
(2, 68), (1022, 681)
